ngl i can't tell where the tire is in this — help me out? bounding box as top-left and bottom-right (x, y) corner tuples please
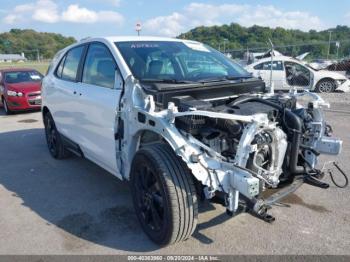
(2, 97), (11, 115)
(43, 112), (70, 159)
(316, 79), (336, 93)
(130, 143), (198, 246)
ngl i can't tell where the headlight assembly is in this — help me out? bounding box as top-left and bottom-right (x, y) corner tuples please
(7, 90), (18, 96)
(7, 90), (23, 97)
(337, 79), (347, 85)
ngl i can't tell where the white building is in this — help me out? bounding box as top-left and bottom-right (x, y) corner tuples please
(0, 54), (27, 62)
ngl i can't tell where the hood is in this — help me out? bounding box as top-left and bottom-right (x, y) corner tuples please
(5, 82), (41, 93)
(317, 70), (348, 80)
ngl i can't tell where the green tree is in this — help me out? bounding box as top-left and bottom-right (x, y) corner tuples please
(0, 29), (76, 60)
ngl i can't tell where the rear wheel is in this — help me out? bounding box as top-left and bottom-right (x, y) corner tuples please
(130, 143), (198, 246)
(316, 79), (336, 93)
(44, 112), (69, 159)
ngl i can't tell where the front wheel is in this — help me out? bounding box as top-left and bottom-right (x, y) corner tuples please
(2, 97), (11, 115)
(130, 143), (198, 246)
(316, 79), (336, 93)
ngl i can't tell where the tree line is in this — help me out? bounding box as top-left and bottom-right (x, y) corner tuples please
(1, 25), (350, 60)
(179, 24), (350, 59)
(0, 29), (76, 60)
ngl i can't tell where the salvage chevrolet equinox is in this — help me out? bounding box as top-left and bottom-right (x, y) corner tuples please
(42, 36), (342, 246)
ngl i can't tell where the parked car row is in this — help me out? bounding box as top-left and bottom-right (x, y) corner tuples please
(0, 68), (43, 114)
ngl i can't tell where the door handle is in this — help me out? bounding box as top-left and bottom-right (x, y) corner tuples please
(73, 91), (82, 96)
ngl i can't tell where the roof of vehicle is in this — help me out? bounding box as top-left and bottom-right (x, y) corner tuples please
(80, 36), (199, 44)
(0, 68), (38, 73)
(249, 55), (301, 65)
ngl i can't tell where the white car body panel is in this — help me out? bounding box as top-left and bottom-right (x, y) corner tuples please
(70, 81), (122, 176)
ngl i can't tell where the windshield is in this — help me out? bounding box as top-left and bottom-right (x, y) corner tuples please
(115, 41), (251, 82)
(4, 70), (43, 84)
(305, 63), (318, 71)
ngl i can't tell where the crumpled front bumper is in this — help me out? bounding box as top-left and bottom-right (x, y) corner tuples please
(336, 79), (350, 92)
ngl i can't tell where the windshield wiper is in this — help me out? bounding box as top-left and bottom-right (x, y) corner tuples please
(141, 78), (195, 84)
(198, 75), (252, 83)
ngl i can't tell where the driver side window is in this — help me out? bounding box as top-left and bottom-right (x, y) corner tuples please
(82, 43), (117, 89)
(284, 61), (311, 87)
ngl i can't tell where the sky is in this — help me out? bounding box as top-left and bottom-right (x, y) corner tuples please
(0, 0), (350, 40)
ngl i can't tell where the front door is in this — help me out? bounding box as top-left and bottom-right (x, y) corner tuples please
(74, 43), (123, 177)
(284, 61), (313, 90)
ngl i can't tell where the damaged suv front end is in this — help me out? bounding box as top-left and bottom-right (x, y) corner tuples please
(115, 39), (342, 240)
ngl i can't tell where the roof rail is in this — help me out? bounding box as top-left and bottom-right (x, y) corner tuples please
(80, 37), (91, 42)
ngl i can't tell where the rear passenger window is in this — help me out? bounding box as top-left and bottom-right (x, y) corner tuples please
(82, 43), (116, 89)
(61, 46), (84, 81)
(253, 63), (263, 70)
(260, 61), (283, 71)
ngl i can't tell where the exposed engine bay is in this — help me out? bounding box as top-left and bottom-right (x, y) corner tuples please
(171, 92), (342, 219)
(123, 78), (344, 222)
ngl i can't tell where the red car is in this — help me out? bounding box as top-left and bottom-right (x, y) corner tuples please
(0, 68), (43, 114)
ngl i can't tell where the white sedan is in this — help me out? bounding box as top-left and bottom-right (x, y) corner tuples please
(245, 56), (350, 92)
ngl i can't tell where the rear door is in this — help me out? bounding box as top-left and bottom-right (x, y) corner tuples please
(46, 45), (86, 142)
(252, 61), (285, 89)
(73, 42), (123, 176)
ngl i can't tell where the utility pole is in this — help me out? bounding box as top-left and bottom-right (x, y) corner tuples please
(335, 41), (340, 60)
(223, 38), (228, 53)
(36, 49), (40, 62)
(327, 30), (332, 59)
(268, 38), (275, 94)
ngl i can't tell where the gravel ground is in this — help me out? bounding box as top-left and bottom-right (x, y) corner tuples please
(0, 93), (349, 255)
(320, 92), (350, 104)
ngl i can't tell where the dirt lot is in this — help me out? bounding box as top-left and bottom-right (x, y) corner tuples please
(0, 93), (349, 255)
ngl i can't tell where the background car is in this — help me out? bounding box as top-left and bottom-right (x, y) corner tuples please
(308, 59), (335, 70)
(0, 68), (43, 114)
(327, 59), (350, 79)
(245, 56), (350, 93)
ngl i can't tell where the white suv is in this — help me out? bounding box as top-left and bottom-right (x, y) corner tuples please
(42, 36), (342, 246)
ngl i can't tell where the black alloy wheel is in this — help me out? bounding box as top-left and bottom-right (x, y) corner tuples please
(130, 143), (198, 246)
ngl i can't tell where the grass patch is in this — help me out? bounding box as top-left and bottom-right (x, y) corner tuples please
(0, 61), (50, 75)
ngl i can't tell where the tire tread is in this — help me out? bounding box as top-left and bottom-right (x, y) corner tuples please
(131, 143), (198, 245)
